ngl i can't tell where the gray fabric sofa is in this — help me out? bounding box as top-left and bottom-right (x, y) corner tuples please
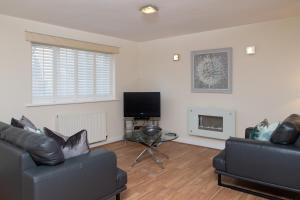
(213, 128), (300, 199)
(0, 122), (127, 200)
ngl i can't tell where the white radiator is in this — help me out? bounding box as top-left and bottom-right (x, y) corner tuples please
(56, 112), (107, 144)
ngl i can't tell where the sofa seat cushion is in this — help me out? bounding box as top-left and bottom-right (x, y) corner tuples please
(0, 126), (64, 165)
(116, 168), (127, 189)
(213, 150), (226, 172)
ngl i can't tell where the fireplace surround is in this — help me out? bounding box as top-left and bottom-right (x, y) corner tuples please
(188, 107), (235, 140)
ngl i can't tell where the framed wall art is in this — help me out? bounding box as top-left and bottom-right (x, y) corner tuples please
(191, 48), (232, 93)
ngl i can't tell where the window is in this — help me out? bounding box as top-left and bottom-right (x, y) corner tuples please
(32, 43), (115, 105)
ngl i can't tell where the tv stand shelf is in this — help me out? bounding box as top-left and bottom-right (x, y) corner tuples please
(124, 117), (160, 139)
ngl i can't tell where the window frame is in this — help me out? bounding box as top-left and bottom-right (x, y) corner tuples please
(29, 43), (117, 106)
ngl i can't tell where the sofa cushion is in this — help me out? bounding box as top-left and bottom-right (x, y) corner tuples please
(0, 121), (10, 132)
(213, 150), (226, 172)
(271, 114), (300, 145)
(116, 168), (128, 189)
(44, 127), (90, 160)
(294, 136), (300, 148)
(0, 126), (64, 165)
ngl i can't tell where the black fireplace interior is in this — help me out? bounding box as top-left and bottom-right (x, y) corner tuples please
(198, 115), (223, 132)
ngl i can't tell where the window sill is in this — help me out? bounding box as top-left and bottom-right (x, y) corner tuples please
(26, 99), (120, 107)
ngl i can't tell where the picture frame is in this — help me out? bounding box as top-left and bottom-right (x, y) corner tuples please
(191, 47), (232, 93)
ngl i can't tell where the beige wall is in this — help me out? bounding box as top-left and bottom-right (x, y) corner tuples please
(0, 14), (139, 143)
(137, 17), (300, 148)
(1, 14), (300, 149)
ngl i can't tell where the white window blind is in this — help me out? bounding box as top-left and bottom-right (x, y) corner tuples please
(32, 43), (115, 105)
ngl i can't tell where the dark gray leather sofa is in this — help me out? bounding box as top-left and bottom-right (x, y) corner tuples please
(0, 122), (127, 200)
(213, 128), (300, 199)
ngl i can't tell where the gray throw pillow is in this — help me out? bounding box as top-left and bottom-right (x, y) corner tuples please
(44, 128), (90, 159)
(11, 116), (42, 134)
(20, 115), (38, 130)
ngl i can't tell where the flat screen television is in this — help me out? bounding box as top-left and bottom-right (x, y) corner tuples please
(124, 92), (160, 118)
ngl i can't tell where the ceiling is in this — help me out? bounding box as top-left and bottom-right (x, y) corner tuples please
(0, 0), (300, 42)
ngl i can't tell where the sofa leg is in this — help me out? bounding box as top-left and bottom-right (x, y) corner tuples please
(116, 193), (120, 200)
(217, 173), (283, 200)
(218, 174), (222, 186)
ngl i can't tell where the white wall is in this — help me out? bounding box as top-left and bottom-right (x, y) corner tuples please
(137, 17), (300, 149)
(0, 14), (139, 143)
(1, 14), (300, 149)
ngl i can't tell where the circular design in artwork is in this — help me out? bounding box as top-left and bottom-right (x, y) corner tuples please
(196, 55), (226, 87)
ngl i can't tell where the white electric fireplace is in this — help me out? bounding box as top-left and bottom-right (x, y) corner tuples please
(188, 107), (235, 140)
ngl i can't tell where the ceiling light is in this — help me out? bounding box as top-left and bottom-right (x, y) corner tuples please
(140, 5), (158, 14)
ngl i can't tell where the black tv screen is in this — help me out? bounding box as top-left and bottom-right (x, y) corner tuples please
(124, 92), (160, 118)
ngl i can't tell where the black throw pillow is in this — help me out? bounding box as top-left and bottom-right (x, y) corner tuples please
(43, 127), (66, 147)
(0, 126), (64, 165)
(44, 127), (90, 159)
(270, 114), (300, 145)
(11, 118), (25, 129)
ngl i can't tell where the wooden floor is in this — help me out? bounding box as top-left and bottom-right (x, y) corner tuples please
(103, 141), (297, 200)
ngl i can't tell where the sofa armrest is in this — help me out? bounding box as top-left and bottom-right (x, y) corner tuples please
(245, 127), (254, 139)
(22, 148), (118, 200)
(225, 137), (300, 190)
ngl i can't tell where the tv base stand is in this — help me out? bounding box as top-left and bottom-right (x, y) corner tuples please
(124, 117), (160, 139)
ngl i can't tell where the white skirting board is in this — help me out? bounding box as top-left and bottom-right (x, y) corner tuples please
(90, 135), (124, 148)
(174, 137), (225, 150)
(90, 135), (225, 149)
(90, 135), (225, 150)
